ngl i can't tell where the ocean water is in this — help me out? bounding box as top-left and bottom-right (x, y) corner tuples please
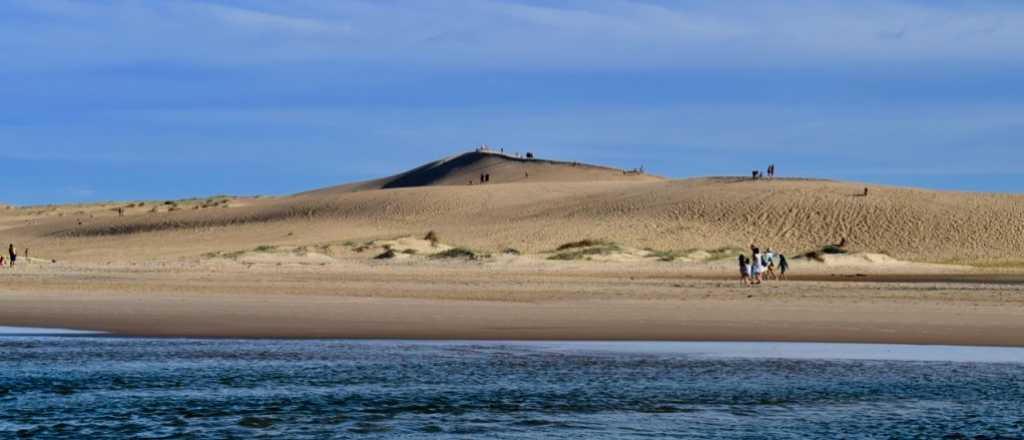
(1, 337), (1023, 439)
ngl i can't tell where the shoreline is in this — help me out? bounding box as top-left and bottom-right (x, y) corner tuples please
(4, 331), (1024, 362)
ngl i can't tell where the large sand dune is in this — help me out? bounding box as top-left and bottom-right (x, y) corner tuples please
(2, 151), (1023, 264)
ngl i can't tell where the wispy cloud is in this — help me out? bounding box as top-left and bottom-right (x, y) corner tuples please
(2, 0), (1022, 71)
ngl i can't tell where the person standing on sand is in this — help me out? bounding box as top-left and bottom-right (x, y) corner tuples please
(745, 256), (753, 285)
(751, 249), (763, 284)
(739, 255), (750, 285)
(8, 244), (16, 267)
(778, 254), (789, 280)
(764, 248), (777, 280)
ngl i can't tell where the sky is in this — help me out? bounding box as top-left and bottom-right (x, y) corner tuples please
(2, 0), (1022, 205)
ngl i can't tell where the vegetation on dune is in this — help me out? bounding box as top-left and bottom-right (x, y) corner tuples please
(706, 247), (744, 260)
(375, 249), (397, 259)
(645, 249), (688, 262)
(557, 240), (610, 250)
(430, 247), (481, 260)
(548, 243), (622, 261)
(801, 244), (850, 262)
(822, 244), (848, 255)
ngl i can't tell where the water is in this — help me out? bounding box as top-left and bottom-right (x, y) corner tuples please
(2, 337), (1023, 439)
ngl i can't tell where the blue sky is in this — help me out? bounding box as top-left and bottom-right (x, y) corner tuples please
(2, 0), (1022, 205)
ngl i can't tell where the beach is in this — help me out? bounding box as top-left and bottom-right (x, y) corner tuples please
(1, 260), (1023, 345)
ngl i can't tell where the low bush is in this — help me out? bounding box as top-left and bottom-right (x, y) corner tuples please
(375, 249), (397, 259)
(548, 243), (622, 261)
(431, 247), (478, 260)
(822, 244), (847, 254)
(556, 239), (611, 251)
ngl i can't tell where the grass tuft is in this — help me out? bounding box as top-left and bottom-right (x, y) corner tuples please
(375, 249), (397, 259)
(548, 243), (622, 261)
(430, 247), (479, 260)
(556, 239), (611, 251)
(822, 244), (847, 255)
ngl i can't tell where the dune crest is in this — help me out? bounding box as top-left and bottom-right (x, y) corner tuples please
(304, 150), (661, 195)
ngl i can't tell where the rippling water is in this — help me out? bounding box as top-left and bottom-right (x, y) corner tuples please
(2, 337), (1023, 439)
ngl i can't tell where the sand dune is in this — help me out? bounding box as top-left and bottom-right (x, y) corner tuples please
(1, 152), (1023, 265)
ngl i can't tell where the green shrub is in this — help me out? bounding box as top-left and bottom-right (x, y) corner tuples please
(556, 239), (610, 251)
(648, 250), (687, 262)
(431, 247), (478, 260)
(548, 244), (622, 261)
(375, 249), (397, 259)
(707, 247), (744, 260)
(822, 245), (847, 254)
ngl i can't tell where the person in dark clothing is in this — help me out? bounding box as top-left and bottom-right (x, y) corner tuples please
(8, 244), (16, 267)
(739, 255), (751, 285)
(778, 254), (789, 280)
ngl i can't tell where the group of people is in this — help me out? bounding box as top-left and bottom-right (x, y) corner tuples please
(751, 164), (778, 180)
(0, 244), (20, 268)
(475, 145), (534, 160)
(739, 244), (788, 285)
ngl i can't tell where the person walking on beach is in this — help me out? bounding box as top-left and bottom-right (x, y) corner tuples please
(751, 249), (763, 284)
(8, 244), (16, 267)
(739, 255), (750, 285)
(778, 254), (789, 280)
(764, 248), (777, 280)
